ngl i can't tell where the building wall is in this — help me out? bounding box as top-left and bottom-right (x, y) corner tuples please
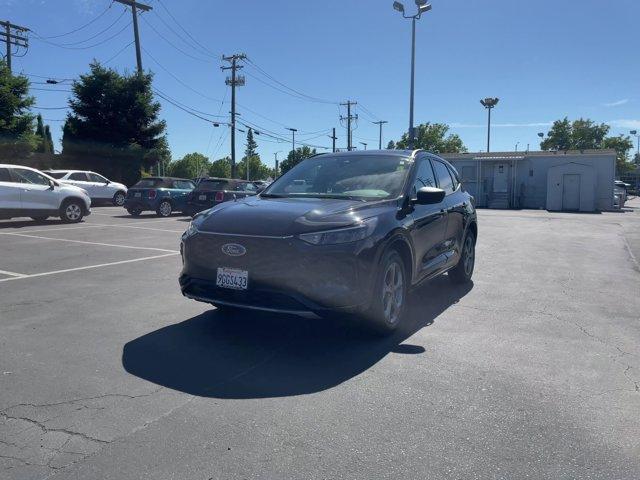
(443, 151), (615, 211)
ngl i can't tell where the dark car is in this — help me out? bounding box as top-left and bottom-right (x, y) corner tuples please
(124, 177), (195, 217)
(179, 150), (477, 334)
(184, 178), (260, 217)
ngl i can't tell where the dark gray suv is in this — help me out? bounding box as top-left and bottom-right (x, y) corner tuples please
(179, 150), (477, 333)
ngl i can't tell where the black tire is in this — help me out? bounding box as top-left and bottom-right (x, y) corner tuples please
(156, 200), (173, 217)
(127, 207), (142, 216)
(449, 230), (476, 284)
(31, 216), (48, 222)
(362, 249), (408, 335)
(113, 191), (126, 206)
(59, 199), (84, 223)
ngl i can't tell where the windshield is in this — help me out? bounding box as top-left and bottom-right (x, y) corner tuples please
(264, 155), (412, 200)
(46, 171), (67, 179)
(133, 178), (163, 188)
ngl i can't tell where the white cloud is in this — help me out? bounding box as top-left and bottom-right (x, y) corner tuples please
(603, 99), (629, 107)
(608, 119), (640, 130)
(450, 122), (553, 129)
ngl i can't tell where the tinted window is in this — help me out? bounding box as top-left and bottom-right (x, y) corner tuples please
(69, 172), (88, 181)
(47, 171), (67, 179)
(133, 178), (162, 188)
(174, 180), (194, 190)
(447, 164), (460, 190)
(0, 168), (12, 182)
(88, 173), (107, 183)
(12, 168), (50, 186)
(266, 155), (411, 200)
(197, 180), (229, 191)
(236, 182), (257, 192)
(432, 160), (454, 195)
(412, 159), (437, 197)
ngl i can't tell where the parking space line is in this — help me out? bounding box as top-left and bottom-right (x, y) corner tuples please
(0, 232), (179, 253)
(0, 269), (27, 278)
(0, 253), (179, 283)
(0, 225), (104, 234)
(89, 223), (184, 233)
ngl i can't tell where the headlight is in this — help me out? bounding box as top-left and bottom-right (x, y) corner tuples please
(182, 219), (200, 240)
(298, 217), (378, 245)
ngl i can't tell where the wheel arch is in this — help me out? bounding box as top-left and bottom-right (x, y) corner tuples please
(381, 232), (415, 285)
(61, 196), (89, 214)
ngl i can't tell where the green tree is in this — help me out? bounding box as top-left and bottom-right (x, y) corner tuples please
(208, 156), (231, 178)
(541, 117), (634, 173)
(238, 155), (271, 180)
(280, 146), (317, 174)
(603, 135), (634, 175)
(393, 123), (467, 153)
(386, 140), (396, 150)
(167, 152), (209, 178)
(62, 62), (169, 185)
(34, 114), (54, 153)
(244, 128), (258, 159)
(0, 60), (37, 156)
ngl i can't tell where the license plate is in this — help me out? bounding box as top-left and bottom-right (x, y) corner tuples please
(199, 194), (207, 201)
(216, 267), (248, 290)
(134, 192), (141, 198)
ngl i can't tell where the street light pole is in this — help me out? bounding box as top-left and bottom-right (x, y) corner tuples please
(287, 128), (297, 156)
(480, 97), (499, 153)
(630, 130), (640, 162)
(360, 142), (368, 150)
(393, 1), (432, 150)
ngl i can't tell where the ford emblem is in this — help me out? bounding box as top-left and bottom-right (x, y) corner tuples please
(221, 243), (246, 256)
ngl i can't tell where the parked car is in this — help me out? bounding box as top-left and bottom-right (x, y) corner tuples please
(124, 177), (195, 217)
(179, 150), (477, 334)
(185, 178), (260, 217)
(0, 164), (91, 223)
(44, 170), (128, 206)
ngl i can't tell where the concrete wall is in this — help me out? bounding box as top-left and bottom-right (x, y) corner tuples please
(443, 151), (615, 211)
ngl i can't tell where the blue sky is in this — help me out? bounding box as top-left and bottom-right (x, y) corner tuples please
(4, 0), (640, 167)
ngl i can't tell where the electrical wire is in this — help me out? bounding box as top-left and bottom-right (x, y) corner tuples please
(153, 89), (224, 124)
(32, 21), (132, 50)
(34, 2), (114, 39)
(52, 8), (127, 47)
(33, 106), (69, 110)
(245, 57), (338, 105)
(357, 103), (380, 121)
(155, 0), (215, 57)
(103, 40), (134, 65)
(152, 5), (213, 59)
(140, 16), (210, 63)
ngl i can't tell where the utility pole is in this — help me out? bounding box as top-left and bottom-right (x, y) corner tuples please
(114, 0), (152, 74)
(221, 53), (246, 178)
(0, 21), (29, 73)
(287, 128), (297, 155)
(373, 120), (388, 149)
(328, 128), (337, 153)
(340, 101), (358, 151)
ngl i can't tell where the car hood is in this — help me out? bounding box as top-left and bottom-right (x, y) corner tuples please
(197, 195), (397, 236)
(59, 183), (89, 196)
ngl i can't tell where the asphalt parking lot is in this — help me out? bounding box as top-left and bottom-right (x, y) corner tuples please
(1, 201), (639, 480)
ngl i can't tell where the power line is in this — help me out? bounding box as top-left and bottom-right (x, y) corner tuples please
(41, 8), (127, 47)
(103, 40), (134, 64)
(155, 0), (215, 57)
(31, 21), (132, 50)
(35, 3), (114, 39)
(245, 57), (338, 105)
(33, 105), (68, 110)
(140, 15), (209, 63)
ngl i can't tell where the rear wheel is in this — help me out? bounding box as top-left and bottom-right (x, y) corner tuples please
(363, 250), (407, 335)
(157, 200), (172, 217)
(449, 230), (476, 284)
(60, 199), (84, 223)
(31, 216), (48, 222)
(113, 191), (126, 206)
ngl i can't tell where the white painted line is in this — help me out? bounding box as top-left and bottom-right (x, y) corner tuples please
(0, 225), (103, 234)
(0, 232), (179, 253)
(0, 269), (27, 278)
(89, 223), (183, 233)
(0, 253), (179, 283)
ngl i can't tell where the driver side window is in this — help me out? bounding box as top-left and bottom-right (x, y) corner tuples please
(412, 160), (436, 197)
(12, 168), (50, 186)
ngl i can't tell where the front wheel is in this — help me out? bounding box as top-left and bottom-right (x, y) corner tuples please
(449, 231), (476, 284)
(60, 200), (84, 223)
(363, 250), (407, 335)
(156, 200), (172, 217)
(113, 191), (126, 206)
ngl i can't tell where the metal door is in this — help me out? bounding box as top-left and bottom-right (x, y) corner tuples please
(562, 174), (580, 211)
(493, 164), (508, 192)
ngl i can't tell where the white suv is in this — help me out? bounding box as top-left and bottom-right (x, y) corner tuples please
(44, 170), (128, 206)
(0, 164), (92, 223)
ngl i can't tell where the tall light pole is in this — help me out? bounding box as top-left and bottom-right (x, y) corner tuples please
(630, 130), (640, 162)
(515, 142), (519, 152)
(480, 97), (499, 153)
(274, 151), (282, 178)
(360, 142), (368, 150)
(393, 1), (432, 150)
(287, 128), (298, 156)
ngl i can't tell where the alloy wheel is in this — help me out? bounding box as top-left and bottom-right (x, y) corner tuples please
(66, 204), (82, 221)
(159, 201), (172, 217)
(463, 235), (475, 276)
(382, 261), (404, 325)
(115, 192), (126, 206)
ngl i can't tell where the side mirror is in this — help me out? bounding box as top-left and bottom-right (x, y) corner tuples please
(414, 187), (446, 205)
(48, 179), (55, 190)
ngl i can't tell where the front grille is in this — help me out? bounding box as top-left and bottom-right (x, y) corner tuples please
(181, 276), (314, 312)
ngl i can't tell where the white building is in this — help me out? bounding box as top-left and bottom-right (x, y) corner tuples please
(441, 150), (616, 212)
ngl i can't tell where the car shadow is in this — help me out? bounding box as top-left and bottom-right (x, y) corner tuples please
(122, 277), (473, 399)
(0, 218), (72, 229)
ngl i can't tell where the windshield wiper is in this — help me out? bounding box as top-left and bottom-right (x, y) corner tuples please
(260, 193), (288, 198)
(292, 194), (366, 201)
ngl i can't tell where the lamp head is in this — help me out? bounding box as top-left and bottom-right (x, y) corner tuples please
(631, 130), (638, 135)
(418, 3), (432, 13)
(393, 1), (405, 13)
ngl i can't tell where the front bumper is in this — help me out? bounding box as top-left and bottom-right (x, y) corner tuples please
(179, 231), (378, 315)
